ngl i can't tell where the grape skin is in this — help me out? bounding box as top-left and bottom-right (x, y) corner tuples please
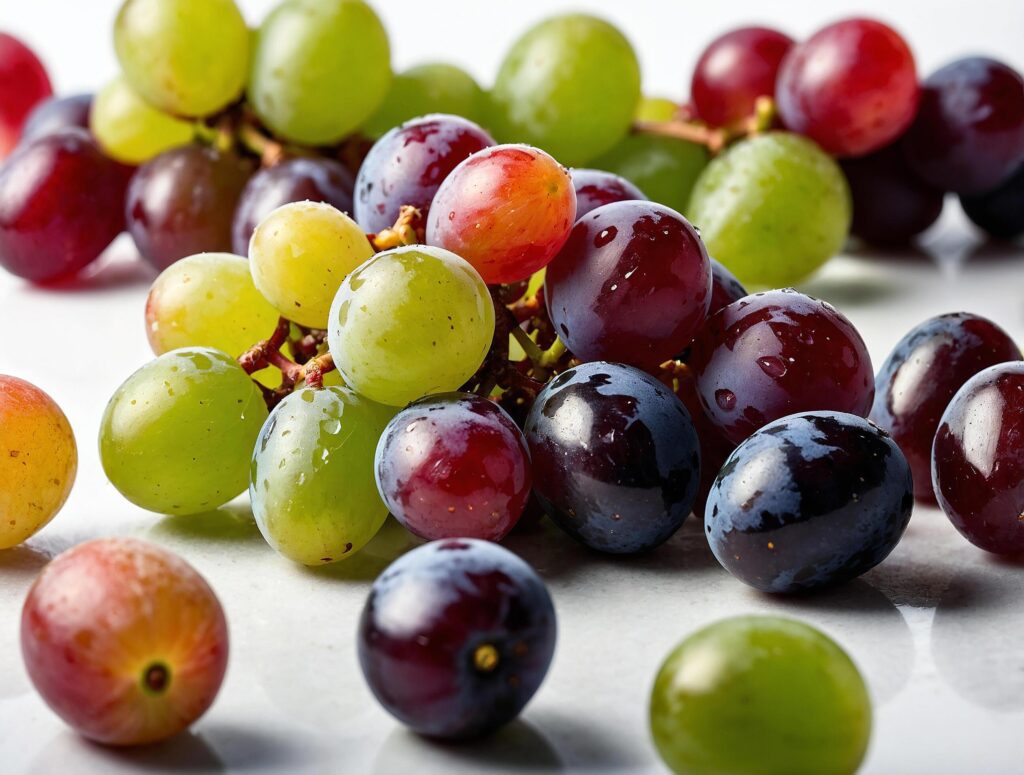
(0, 32), (52, 159)
(570, 168), (647, 219)
(19, 94), (92, 147)
(90, 77), (194, 165)
(591, 134), (708, 215)
(362, 64), (486, 139)
(960, 163), (1024, 240)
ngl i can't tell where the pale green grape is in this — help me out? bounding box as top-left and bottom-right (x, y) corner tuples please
(362, 63), (486, 138)
(327, 246), (494, 407)
(250, 386), (395, 565)
(99, 348), (268, 516)
(488, 15), (640, 166)
(592, 133), (708, 214)
(650, 616), (871, 775)
(114, 0), (250, 117)
(248, 0), (391, 145)
(91, 77), (194, 164)
(687, 132), (851, 287)
(249, 202), (373, 329)
(636, 96), (678, 122)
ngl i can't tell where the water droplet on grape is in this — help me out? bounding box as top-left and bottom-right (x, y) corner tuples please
(716, 389), (737, 411)
(757, 356), (788, 378)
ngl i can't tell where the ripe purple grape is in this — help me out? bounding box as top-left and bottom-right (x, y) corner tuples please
(708, 258), (747, 317)
(960, 162), (1024, 240)
(570, 168), (646, 219)
(19, 94), (92, 146)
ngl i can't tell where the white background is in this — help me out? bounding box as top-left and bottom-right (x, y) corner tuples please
(2, 1), (1024, 773)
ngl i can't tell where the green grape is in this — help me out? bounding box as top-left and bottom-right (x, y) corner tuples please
(100, 348), (268, 516)
(362, 63), (486, 138)
(248, 0), (391, 145)
(591, 133), (708, 213)
(250, 386), (395, 565)
(249, 202), (373, 329)
(327, 246), (494, 407)
(114, 0), (250, 117)
(90, 77), (194, 164)
(636, 96), (678, 122)
(489, 15), (641, 166)
(687, 132), (851, 288)
(650, 616), (871, 775)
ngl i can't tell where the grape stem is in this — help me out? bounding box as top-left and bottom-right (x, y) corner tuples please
(238, 317), (337, 409)
(369, 206), (423, 251)
(635, 96), (778, 154)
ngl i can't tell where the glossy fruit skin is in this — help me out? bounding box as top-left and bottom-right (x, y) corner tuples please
(591, 134), (708, 214)
(708, 258), (748, 317)
(375, 393), (531, 543)
(546, 201), (712, 370)
(91, 77), (195, 165)
(524, 362), (701, 554)
(904, 57), (1024, 194)
(232, 158), (355, 255)
(870, 313), (1021, 501)
(19, 94), (91, 146)
(960, 162), (1024, 240)
(0, 32), (52, 158)
(691, 289), (874, 445)
(706, 411), (913, 593)
(0, 377), (77, 548)
(354, 114), (494, 235)
(777, 19), (918, 157)
(933, 363), (1024, 554)
(691, 27), (794, 128)
(362, 64), (486, 139)
(426, 144), (575, 284)
(359, 539), (556, 740)
(21, 538), (228, 746)
(126, 145), (253, 272)
(570, 168), (646, 219)
(650, 616), (871, 775)
(673, 365), (736, 518)
(0, 129), (130, 282)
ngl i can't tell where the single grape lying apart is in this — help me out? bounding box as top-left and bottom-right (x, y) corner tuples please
(90, 76), (194, 165)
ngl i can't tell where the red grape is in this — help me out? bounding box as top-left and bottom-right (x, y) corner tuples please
(708, 257), (747, 317)
(960, 162), (1024, 240)
(19, 94), (92, 147)
(776, 18), (918, 157)
(571, 168), (646, 219)
(673, 364), (735, 518)
(0, 32), (52, 159)
(691, 26), (794, 128)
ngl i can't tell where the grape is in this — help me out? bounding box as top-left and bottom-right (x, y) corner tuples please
(249, 0), (391, 145)
(21, 538), (228, 746)
(870, 313), (1021, 502)
(635, 96), (677, 122)
(19, 94), (92, 146)
(0, 32), (52, 159)
(250, 386), (395, 565)
(841, 141), (944, 247)
(570, 168), (647, 219)
(524, 362), (700, 554)
(99, 347), (268, 516)
(90, 77), (194, 165)
(545, 201), (711, 370)
(375, 393), (531, 542)
(707, 258), (747, 317)
(776, 19), (918, 157)
(232, 158), (355, 256)
(933, 362), (1024, 554)
(426, 144), (575, 284)
(904, 58), (1024, 194)
(591, 133), (708, 214)
(0, 129), (131, 283)
(961, 163), (1024, 240)
(0, 376), (76, 549)
(327, 246), (494, 406)
(114, 0), (250, 117)
(354, 114), (494, 235)
(691, 289), (874, 445)
(249, 201), (373, 329)
(358, 539), (556, 739)
(691, 26), (794, 128)
(686, 132), (851, 287)
(362, 64), (486, 138)
(707, 411), (912, 593)
(489, 14), (641, 166)
(672, 366), (735, 518)
(650, 616), (871, 775)
(126, 145), (253, 272)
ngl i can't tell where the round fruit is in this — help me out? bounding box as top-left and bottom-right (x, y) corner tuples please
(570, 168), (647, 219)
(90, 77), (194, 165)
(0, 32), (52, 159)
(362, 64), (486, 139)
(591, 133), (708, 214)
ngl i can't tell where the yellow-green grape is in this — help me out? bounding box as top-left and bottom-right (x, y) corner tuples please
(592, 133), (708, 214)
(248, 0), (391, 145)
(250, 386), (395, 565)
(99, 348), (268, 516)
(114, 0), (250, 117)
(489, 15), (641, 166)
(362, 63), (486, 138)
(687, 132), (851, 287)
(327, 246), (494, 406)
(90, 77), (194, 164)
(636, 96), (678, 122)
(249, 202), (373, 329)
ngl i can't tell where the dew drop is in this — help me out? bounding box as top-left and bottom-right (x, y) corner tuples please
(715, 389), (737, 411)
(757, 356), (788, 378)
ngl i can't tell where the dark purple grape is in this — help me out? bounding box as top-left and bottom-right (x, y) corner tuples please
(570, 168), (646, 220)
(0, 128), (130, 282)
(524, 361), (700, 554)
(19, 94), (92, 146)
(870, 313), (1021, 502)
(231, 157), (355, 255)
(841, 142), (944, 246)
(126, 145), (253, 271)
(354, 114), (494, 234)
(707, 411), (913, 593)
(708, 258), (747, 317)
(960, 162), (1024, 240)
(358, 539), (556, 740)
(904, 57), (1024, 194)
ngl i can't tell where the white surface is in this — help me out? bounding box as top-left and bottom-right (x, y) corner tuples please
(2, 2), (1024, 773)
